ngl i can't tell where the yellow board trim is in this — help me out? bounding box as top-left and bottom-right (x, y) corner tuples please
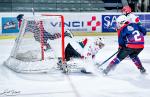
(0, 35), (17, 40)
(73, 32), (117, 36)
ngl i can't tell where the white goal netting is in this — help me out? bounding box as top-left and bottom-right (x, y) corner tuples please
(4, 15), (65, 73)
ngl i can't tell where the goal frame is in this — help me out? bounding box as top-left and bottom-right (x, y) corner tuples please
(41, 14), (65, 63)
(3, 14), (66, 73)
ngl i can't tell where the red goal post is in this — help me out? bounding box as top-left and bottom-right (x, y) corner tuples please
(42, 14), (65, 63)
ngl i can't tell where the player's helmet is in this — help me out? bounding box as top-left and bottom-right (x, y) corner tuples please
(116, 15), (128, 29)
(17, 14), (24, 21)
(122, 5), (132, 14)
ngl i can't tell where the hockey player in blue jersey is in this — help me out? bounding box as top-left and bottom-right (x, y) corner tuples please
(103, 15), (147, 75)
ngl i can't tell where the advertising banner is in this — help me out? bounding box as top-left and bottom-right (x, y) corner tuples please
(2, 17), (19, 33)
(138, 14), (150, 32)
(0, 12), (150, 35)
(102, 15), (119, 32)
(102, 14), (150, 33)
(57, 13), (102, 32)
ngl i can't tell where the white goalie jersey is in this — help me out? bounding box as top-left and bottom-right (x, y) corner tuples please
(126, 13), (140, 23)
(82, 38), (104, 58)
(66, 37), (104, 73)
(66, 37), (105, 59)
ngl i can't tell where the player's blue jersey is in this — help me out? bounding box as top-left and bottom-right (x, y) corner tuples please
(118, 23), (147, 48)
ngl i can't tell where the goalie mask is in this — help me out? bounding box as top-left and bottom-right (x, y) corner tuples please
(116, 15), (128, 29)
(94, 37), (105, 49)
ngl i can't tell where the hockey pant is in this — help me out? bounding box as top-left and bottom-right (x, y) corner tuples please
(65, 43), (81, 61)
(108, 47), (144, 70)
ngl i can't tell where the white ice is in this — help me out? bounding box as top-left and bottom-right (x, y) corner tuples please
(0, 36), (150, 97)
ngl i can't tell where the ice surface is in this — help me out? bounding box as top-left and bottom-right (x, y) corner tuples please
(0, 36), (150, 97)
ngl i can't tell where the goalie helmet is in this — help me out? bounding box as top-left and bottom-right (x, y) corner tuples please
(122, 5), (132, 14)
(94, 37), (105, 49)
(116, 15), (128, 29)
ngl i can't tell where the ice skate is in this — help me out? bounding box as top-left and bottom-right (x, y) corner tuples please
(139, 67), (146, 74)
(62, 63), (70, 74)
(102, 66), (111, 75)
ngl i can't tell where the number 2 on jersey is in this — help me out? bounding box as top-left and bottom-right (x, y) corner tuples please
(132, 30), (141, 41)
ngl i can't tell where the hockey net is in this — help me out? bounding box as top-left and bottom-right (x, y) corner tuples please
(4, 15), (65, 73)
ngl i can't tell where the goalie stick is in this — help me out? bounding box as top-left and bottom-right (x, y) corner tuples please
(96, 50), (119, 68)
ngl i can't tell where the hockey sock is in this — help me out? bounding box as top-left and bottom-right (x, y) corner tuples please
(131, 56), (143, 69)
(108, 57), (120, 69)
(103, 57), (120, 74)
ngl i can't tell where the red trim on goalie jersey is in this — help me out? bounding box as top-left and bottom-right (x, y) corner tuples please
(83, 38), (88, 46)
(135, 17), (140, 23)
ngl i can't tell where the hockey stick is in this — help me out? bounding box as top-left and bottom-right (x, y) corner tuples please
(97, 50), (119, 67)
